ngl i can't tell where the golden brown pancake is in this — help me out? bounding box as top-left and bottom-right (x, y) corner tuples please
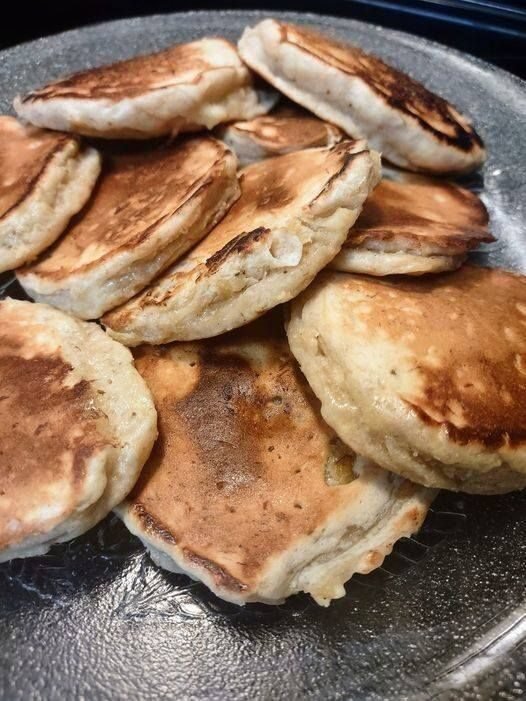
(216, 104), (343, 165)
(14, 39), (270, 139)
(238, 20), (486, 173)
(287, 266), (526, 494)
(0, 298), (157, 562)
(17, 136), (240, 319)
(102, 140), (381, 345)
(0, 115), (100, 273)
(331, 179), (492, 275)
(117, 312), (433, 605)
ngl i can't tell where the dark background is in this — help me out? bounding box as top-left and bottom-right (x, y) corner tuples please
(1, 1), (526, 79)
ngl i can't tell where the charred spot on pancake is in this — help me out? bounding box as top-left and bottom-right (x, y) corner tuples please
(281, 23), (483, 152)
(205, 227), (271, 274)
(132, 502), (177, 544)
(182, 548), (247, 592)
(20, 41), (232, 102)
(311, 144), (367, 204)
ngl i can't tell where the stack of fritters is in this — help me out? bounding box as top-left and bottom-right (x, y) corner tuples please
(1, 19), (524, 607)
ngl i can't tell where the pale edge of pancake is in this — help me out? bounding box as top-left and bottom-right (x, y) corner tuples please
(14, 67), (270, 139)
(0, 299), (157, 562)
(17, 151), (241, 320)
(102, 145), (381, 345)
(286, 277), (526, 494)
(116, 459), (435, 606)
(238, 20), (485, 174)
(0, 144), (100, 273)
(330, 247), (465, 276)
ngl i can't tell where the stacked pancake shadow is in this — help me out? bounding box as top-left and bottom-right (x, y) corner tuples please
(0, 20), (524, 606)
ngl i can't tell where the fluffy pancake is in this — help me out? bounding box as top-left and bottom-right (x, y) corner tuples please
(102, 140), (381, 345)
(0, 298), (157, 562)
(14, 39), (270, 139)
(0, 116), (100, 273)
(287, 267), (526, 494)
(238, 20), (485, 174)
(17, 137), (239, 319)
(117, 313), (433, 605)
(331, 179), (492, 275)
(215, 104), (343, 166)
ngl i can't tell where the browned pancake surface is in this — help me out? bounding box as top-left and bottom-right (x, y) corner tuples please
(20, 39), (242, 103)
(122, 141), (365, 308)
(23, 136), (231, 278)
(0, 116), (73, 219)
(126, 314), (421, 593)
(229, 105), (343, 151)
(279, 23), (483, 152)
(339, 267), (526, 447)
(345, 180), (492, 253)
(0, 304), (109, 549)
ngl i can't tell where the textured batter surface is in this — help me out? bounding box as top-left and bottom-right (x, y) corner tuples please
(118, 313), (433, 605)
(0, 116), (100, 272)
(17, 136), (240, 318)
(239, 20), (486, 173)
(0, 9), (525, 700)
(103, 140), (380, 344)
(331, 179), (492, 275)
(15, 38), (269, 138)
(287, 267), (526, 493)
(0, 298), (157, 561)
(215, 104), (343, 166)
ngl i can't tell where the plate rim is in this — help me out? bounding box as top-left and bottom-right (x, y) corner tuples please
(1, 8), (525, 95)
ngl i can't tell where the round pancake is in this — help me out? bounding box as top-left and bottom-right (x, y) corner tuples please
(215, 104), (343, 166)
(102, 140), (381, 345)
(0, 298), (157, 562)
(287, 267), (526, 494)
(238, 20), (485, 174)
(331, 179), (492, 275)
(14, 38), (269, 139)
(0, 116), (100, 273)
(116, 312), (433, 606)
(17, 136), (240, 319)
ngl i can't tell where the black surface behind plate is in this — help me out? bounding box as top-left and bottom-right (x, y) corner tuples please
(0, 10), (526, 700)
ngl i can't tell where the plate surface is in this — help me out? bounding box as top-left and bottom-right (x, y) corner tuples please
(1, 10), (526, 700)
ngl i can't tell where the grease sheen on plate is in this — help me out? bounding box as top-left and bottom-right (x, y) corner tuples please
(0, 10), (526, 700)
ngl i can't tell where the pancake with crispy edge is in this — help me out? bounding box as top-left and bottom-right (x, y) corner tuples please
(116, 311), (434, 606)
(0, 116), (100, 273)
(287, 266), (526, 494)
(331, 179), (492, 276)
(17, 136), (240, 319)
(238, 20), (485, 174)
(102, 139), (381, 345)
(215, 104), (343, 166)
(15, 38), (271, 139)
(0, 298), (157, 562)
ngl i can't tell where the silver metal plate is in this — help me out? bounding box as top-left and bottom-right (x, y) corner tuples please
(0, 11), (525, 700)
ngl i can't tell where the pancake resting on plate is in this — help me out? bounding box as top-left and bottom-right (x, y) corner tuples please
(239, 20), (486, 174)
(14, 38), (270, 139)
(117, 313), (433, 606)
(331, 179), (492, 276)
(0, 115), (100, 273)
(17, 136), (239, 319)
(215, 104), (343, 166)
(287, 267), (526, 495)
(0, 298), (157, 563)
(103, 139), (381, 345)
